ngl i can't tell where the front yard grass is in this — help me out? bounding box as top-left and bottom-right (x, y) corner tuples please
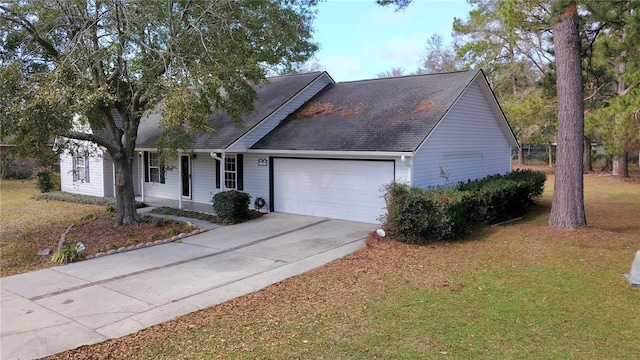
(0, 180), (197, 276)
(0, 179), (105, 276)
(43, 167), (640, 359)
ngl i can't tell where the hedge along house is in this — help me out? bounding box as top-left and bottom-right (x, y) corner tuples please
(61, 69), (518, 224)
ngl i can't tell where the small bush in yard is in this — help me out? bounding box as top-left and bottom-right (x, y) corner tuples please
(52, 242), (85, 264)
(385, 183), (471, 243)
(105, 204), (116, 215)
(212, 190), (250, 224)
(165, 227), (180, 236)
(384, 170), (546, 244)
(32, 166), (55, 193)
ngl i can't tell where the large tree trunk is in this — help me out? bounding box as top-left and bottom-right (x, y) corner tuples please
(549, 2), (587, 229)
(518, 147), (525, 166)
(601, 155), (613, 172)
(583, 136), (592, 172)
(612, 153), (629, 178)
(112, 149), (140, 226)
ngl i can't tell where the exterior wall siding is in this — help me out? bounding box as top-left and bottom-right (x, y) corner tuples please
(102, 153), (114, 197)
(394, 159), (411, 185)
(412, 80), (512, 189)
(104, 154), (142, 197)
(131, 151), (413, 214)
(132, 155), (141, 196)
(242, 153), (271, 210)
(227, 78), (331, 152)
(142, 157), (180, 200)
(59, 151), (106, 197)
(189, 155), (219, 205)
(141, 154), (223, 205)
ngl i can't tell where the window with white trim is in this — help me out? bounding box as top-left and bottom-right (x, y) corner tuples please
(146, 152), (165, 183)
(73, 155), (90, 183)
(224, 154), (237, 189)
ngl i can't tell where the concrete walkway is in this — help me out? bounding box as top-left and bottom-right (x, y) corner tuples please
(0, 213), (374, 360)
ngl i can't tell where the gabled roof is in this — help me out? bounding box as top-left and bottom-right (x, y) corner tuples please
(136, 71), (329, 150)
(251, 69), (484, 152)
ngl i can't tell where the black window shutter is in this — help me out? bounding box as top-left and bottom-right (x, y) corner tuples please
(237, 154), (243, 190)
(72, 156), (77, 181)
(215, 159), (220, 189)
(143, 152), (149, 182)
(84, 157), (90, 183)
(160, 163), (165, 184)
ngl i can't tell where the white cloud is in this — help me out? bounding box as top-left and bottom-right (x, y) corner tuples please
(370, 36), (423, 71)
(317, 55), (364, 82)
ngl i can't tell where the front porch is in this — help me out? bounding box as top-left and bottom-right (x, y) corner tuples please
(136, 196), (214, 214)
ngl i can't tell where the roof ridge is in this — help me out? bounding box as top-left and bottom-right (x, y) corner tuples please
(266, 71), (325, 80)
(336, 69), (478, 85)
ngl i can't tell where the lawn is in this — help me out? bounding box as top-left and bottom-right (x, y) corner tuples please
(0, 180), (198, 276)
(0, 179), (103, 275)
(40, 167), (640, 359)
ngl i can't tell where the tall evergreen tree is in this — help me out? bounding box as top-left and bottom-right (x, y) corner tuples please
(583, 0), (640, 177)
(549, 0), (587, 228)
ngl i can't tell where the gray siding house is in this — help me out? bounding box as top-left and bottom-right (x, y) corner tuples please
(60, 69), (518, 224)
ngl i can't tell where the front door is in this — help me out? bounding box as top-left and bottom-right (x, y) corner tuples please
(181, 155), (191, 198)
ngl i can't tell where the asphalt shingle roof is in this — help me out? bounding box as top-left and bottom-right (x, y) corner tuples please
(251, 69), (480, 152)
(136, 71), (326, 149)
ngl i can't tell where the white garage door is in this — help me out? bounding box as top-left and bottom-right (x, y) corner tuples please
(273, 158), (394, 223)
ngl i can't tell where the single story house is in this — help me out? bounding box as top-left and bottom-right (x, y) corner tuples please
(60, 69), (519, 223)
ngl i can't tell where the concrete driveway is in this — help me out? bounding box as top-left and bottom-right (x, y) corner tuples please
(0, 213), (374, 360)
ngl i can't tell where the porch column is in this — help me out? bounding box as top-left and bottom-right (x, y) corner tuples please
(139, 152), (145, 202)
(221, 152), (226, 192)
(112, 162), (116, 198)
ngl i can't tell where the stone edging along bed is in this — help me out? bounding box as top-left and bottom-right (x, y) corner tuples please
(60, 221), (211, 260)
(81, 223), (211, 260)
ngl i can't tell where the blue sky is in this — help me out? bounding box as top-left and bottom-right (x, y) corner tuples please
(312, 0), (472, 82)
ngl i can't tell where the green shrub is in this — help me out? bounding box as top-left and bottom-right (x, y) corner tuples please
(384, 183), (471, 243)
(52, 242), (84, 264)
(459, 169), (546, 224)
(212, 190), (250, 224)
(165, 227), (180, 236)
(384, 170), (546, 244)
(32, 166), (55, 193)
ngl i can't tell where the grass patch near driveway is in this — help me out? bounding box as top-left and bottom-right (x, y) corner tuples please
(0, 179), (105, 276)
(46, 168), (640, 359)
(0, 180), (197, 276)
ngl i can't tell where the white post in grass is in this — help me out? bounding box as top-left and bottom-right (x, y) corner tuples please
(624, 250), (640, 287)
